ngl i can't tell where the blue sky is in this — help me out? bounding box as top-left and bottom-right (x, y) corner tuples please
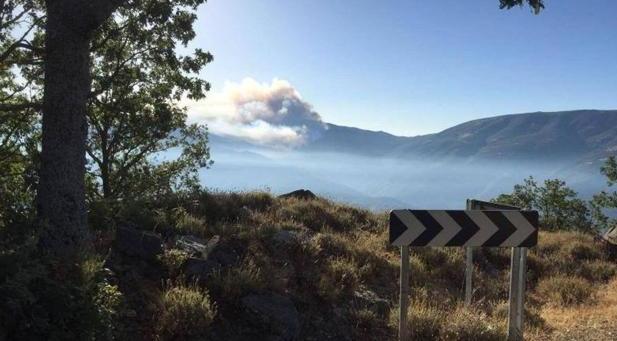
(189, 0), (617, 136)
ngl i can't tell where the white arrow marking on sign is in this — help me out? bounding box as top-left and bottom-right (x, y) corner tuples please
(426, 210), (461, 246)
(501, 211), (535, 246)
(392, 210), (426, 246)
(464, 211), (499, 247)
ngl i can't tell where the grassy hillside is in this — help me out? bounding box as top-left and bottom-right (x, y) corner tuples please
(89, 191), (615, 340)
(3, 191), (616, 340)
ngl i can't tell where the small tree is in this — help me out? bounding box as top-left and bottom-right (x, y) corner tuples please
(537, 179), (590, 230)
(492, 176), (537, 210)
(493, 176), (591, 230)
(590, 156), (617, 230)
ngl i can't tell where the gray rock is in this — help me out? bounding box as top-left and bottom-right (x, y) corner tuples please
(175, 234), (222, 259)
(184, 257), (221, 278)
(352, 288), (390, 317)
(242, 293), (300, 341)
(181, 235), (238, 278)
(114, 226), (162, 261)
(175, 235), (209, 257)
(279, 189), (317, 200)
(272, 230), (299, 246)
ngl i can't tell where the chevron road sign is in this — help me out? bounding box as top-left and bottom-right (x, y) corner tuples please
(389, 209), (538, 247)
(391, 205), (539, 341)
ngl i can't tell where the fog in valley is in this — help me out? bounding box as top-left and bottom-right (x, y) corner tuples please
(195, 144), (606, 211)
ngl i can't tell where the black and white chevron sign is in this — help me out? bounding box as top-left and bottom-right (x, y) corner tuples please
(389, 210), (538, 247)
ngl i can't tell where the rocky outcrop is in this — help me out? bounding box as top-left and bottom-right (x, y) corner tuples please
(180, 235), (239, 279)
(278, 189), (317, 200)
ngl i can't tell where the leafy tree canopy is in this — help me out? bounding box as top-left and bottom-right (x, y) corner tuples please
(0, 0), (213, 208)
(493, 176), (591, 231)
(500, 0), (544, 14)
(591, 156), (617, 230)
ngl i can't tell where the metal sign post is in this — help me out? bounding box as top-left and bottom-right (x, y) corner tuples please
(508, 246), (528, 341)
(464, 199), (474, 306)
(399, 246), (410, 341)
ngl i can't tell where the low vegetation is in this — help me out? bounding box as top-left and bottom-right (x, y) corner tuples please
(157, 281), (217, 340)
(4, 188), (615, 340)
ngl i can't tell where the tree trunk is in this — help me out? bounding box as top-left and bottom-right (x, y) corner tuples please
(37, 4), (92, 258)
(37, 0), (124, 258)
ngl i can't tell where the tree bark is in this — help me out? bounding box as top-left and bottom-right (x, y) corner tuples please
(38, 0), (123, 258)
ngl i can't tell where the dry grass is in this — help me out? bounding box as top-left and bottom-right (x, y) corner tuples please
(533, 278), (617, 341)
(536, 275), (595, 307)
(136, 191), (617, 340)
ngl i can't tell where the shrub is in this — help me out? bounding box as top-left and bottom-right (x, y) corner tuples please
(565, 241), (602, 261)
(278, 199), (339, 231)
(440, 308), (504, 341)
(318, 257), (360, 301)
(350, 308), (381, 335)
(208, 258), (264, 300)
(492, 301), (545, 330)
(536, 275), (594, 306)
(174, 208), (207, 237)
(576, 260), (617, 283)
(408, 303), (443, 340)
(160, 249), (189, 278)
(241, 191), (275, 211)
(0, 250), (125, 340)
(156, 282), (216, 340)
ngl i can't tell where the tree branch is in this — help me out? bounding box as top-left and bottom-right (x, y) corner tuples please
(0, 102), (41, 112)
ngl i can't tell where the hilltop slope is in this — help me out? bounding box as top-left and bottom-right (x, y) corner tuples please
(93, 191), (617, 340)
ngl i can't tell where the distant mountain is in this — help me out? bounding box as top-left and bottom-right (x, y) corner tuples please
(304, 123), (409, 156)
(392, 110), (617, 162)
(295, 110), (617, 164)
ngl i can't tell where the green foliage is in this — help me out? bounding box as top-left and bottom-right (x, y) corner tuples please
(0, 241), (125, 340)
(86, 0), (213, 201)
(156, 281), (217, 341)
(499, 0), (544, 14)
(492, 176), (537, 210)
(493, 176), (591, 230)
(1, 0), (213, 208)
(160, 249), (190, 278)
(0, 1), (42, 231)
(590, 156), (617, 230)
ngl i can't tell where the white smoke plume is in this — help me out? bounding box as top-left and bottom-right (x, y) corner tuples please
(183, 78), (326, 147)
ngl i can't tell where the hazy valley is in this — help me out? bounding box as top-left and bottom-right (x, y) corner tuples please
(202, 110), (617, 209)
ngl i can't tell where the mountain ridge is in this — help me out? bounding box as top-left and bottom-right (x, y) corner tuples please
(300, 109), (617, 163)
